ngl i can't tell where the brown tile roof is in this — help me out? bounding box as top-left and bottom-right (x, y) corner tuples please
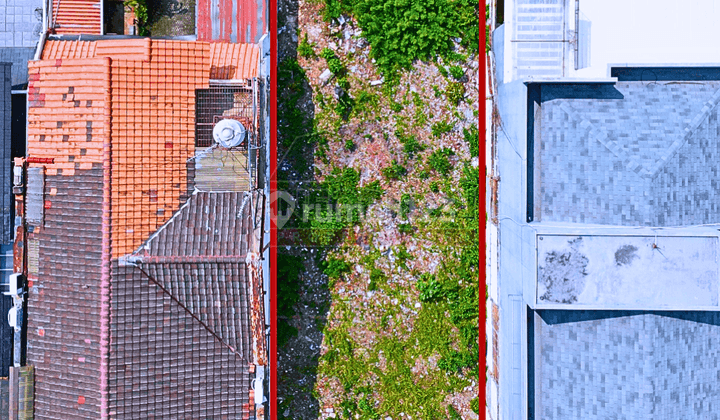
(110, 263), (253, 419)
(142, 192), (253, 257)
(110, 193), (255, 418)
(51, 0), (102, 35)
(26, 166), (105, 420)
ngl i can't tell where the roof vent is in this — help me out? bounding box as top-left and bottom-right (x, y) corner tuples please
(212, 119), (246, 148)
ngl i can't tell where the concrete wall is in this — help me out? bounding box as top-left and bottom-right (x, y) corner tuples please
(0, 0), (42, 48)
(496, 79), (532, 420)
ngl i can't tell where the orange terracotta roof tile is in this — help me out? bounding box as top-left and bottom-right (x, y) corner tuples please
(42, 40), (97, 60)
(30, 39), (260, 256)
(95, 39), (152, 62)
(209, 43), (259, 79)
(51, 0), (102, 35)
(27, 59), (109, 171)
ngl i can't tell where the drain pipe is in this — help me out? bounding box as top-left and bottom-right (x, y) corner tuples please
(33, 0), (51, 60)
(574, 0), (579, 70)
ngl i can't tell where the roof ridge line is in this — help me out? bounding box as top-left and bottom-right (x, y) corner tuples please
(133, 264), (248, 362)
(646, 85), (720, 179)
(557, 101), (656, 179)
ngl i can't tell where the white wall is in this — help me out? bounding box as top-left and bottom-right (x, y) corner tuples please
(575, 0), (720, 77)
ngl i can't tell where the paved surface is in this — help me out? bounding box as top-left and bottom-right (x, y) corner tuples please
(538, 81), (720, 226)
(535, 311), (720, 419)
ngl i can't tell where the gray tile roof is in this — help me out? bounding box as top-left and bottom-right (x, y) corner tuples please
(534, 311), (720, 419)
(537, 81), (720, 226)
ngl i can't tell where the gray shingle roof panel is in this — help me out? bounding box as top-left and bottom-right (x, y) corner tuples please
(537, 81), (720, 226)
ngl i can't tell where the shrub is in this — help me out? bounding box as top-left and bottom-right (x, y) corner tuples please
(382, 160), (407, 180)
(448, 65), (464, 80)
(390, 101), (403, 112)
(438, 350), (476, 373)
(353, 0), (480, 74)
(344, 138), (355, 151)
(324, 256), (352, 279)
(400, 135), (425, 158)
(431, 120), (454, 137)
(463, 124), (479, 157)
(447, 404), (463, 420)
(322, 48), (347, 76)
(278, 253), (304, 347)
(398, 223), (414, 234)
(428, 148), (454, 175)
(310, 208), (348, 246)
(298, 33), (317, 58)
(395, 244), (412, 270)
(368, 267), (385, 291)
(470, 397), (479, 414)
(399, 193), (413, 218)
(446, 81), (465, 105)
(417, 273), (442, 301)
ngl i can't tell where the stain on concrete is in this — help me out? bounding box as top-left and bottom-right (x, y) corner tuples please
(614, 244), (638, 266)
(539, 237), (588, 304)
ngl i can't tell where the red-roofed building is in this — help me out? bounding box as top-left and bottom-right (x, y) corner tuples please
(12, 32), (270, 420)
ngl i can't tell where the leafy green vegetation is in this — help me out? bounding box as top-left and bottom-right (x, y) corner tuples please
(323, 256), (353, 282)
(350, 0), (479, 75)
(345, 138), (355, 151)
(278, 254), (305, 347)
(381, 160), (407, 180)
(427, 147), (454, 175)
(417, 273), (442, 301)
(448, 404), (463, 420)
(431, 120), (454, 137)
(398, 133), (425, 158)
(298, 33), (317, 58)
(446, 81), (466, 105)
(303, 168), (385, 246)
(464, 124), (479, 157)
(125, 0), (149, 35)
(397, 223), (414, 234)
(399, 193), (413, 218)
(278, 59), (314, 174)
(448, 65), (464, 80)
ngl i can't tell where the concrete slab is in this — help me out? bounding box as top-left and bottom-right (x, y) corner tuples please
(537, 234), (719, 309)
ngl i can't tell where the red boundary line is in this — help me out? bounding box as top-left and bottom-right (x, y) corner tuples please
(479, 4), (487, 420)
(269, 0), (278, 414)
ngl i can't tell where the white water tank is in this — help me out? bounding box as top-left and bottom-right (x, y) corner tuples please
(212, 119), (246, 148)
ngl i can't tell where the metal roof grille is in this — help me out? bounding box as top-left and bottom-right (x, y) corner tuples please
(196, 86), (255, 147)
